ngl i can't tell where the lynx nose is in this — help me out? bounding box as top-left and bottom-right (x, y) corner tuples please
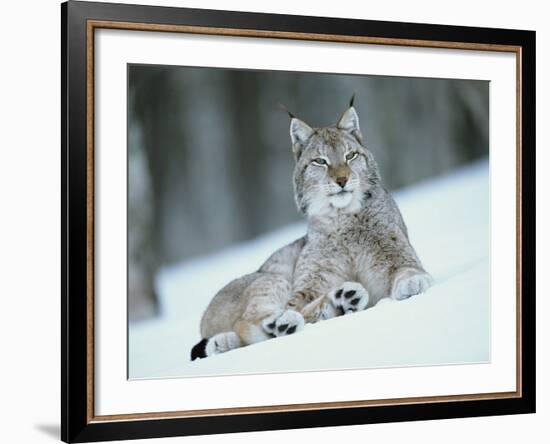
(336, 176), (348, 188)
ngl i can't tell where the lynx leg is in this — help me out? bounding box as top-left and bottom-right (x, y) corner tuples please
(289, 243), (350, 321)
(301, 294), (337, 322)
(234, 319), (271, 345)
(190, 318), (283, 361)
(191, 331), (242, 361)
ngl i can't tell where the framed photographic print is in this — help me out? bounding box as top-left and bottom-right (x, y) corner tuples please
(61, 1), (536, 442)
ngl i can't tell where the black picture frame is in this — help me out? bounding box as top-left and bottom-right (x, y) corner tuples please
(61, 1), (536, 442)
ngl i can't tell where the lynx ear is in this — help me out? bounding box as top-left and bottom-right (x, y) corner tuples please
(290, 117), (314, 159)
(337, 105), (363, 144)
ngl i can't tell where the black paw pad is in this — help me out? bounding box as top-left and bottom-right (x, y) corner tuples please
(277, 323), (289, 333)
(344, 290), (356, 299)
(335, 289), (343, 299)
(266, 322), (276, 330)
(350, 298), (360, 306)
(286, 325), (297, 335)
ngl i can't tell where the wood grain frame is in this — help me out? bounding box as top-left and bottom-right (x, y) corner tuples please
(62, 1), (536, 442)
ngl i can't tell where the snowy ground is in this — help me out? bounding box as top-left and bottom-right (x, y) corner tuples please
(129, 159), (490, 379)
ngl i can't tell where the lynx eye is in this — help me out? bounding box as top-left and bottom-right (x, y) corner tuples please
(346, 151), (358, 161)
(312, 158), (328, 166)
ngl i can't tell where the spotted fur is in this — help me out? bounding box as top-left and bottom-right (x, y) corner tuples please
(288, 103), (432, 321)
(191, 98), (432, 360)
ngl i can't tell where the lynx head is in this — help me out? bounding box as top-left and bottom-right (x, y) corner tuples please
(289, 97), (380, 218)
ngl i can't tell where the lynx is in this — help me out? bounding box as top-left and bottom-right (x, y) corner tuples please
(190, 97), (432, 361)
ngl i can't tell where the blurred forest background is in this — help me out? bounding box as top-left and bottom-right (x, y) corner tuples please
(128, 64), (489, 321)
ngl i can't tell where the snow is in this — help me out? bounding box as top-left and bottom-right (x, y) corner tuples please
(129, 159), (490, 379)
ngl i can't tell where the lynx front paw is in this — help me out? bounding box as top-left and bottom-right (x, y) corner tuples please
(391, 268), (433, 301)
(329, 282), (370, 314)
(262, 309), (305, 337)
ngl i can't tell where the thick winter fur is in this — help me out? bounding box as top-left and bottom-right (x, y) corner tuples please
(190, 98), (432, 360)
(191, 238), (305, 360)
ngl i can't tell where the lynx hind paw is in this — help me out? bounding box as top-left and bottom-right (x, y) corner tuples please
(330, 282), (370, 314)
(202, 332), (242, 358)
(262, 309), (305, 337)
(391, 269), (433, 301)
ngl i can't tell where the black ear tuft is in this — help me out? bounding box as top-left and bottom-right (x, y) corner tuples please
(279, 103), (295, 119)
(191, 338), (208, 361)
(349, 93), (356, 108)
